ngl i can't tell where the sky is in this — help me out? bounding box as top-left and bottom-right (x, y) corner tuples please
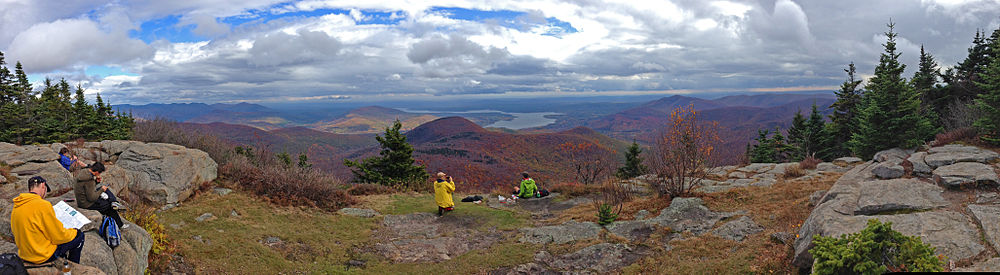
(0, 0), (998, 105)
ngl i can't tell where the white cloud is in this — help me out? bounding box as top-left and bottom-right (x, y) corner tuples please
(183, 14), (231, 37)
(6, 18), (154, 73)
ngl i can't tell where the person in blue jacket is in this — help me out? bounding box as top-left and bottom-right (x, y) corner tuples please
(58, 148), (82, 171)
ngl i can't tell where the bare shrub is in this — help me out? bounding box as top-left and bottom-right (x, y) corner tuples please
(942, 99), (983, 131)
(783, 164), (806, 179)
(593, 179), (633, 226)
(799, 156), (821, 170)
(550, 182), (603, 197)
(133, 118), (233, 163)
(221, 156), (355, 210)
(931, 127), (979, 147)
(648, 104), (721, 197)
(559, 142), (615, 185)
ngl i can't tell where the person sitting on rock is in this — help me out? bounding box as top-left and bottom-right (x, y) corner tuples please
(58, 148), (83, 171)
(516, 172), (538, 199)
(73, 162), (127, 230)
(11, 176), (85, 264)
(434, 172), (455, 216)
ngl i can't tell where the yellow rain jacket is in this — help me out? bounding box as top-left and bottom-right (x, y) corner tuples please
(11, 193), (77, 264)
(434, 179), (455, 208)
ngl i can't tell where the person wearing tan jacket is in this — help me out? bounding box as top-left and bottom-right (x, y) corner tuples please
(11, 176), (84, 264)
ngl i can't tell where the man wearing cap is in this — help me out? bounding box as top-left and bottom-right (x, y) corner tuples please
(10, 176), (85, 264)
(434, 172), (455, 216)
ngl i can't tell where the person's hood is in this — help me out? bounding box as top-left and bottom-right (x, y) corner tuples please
(13, 193), (42, 208)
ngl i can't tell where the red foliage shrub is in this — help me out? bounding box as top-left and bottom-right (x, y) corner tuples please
(347, 183), (396, 196)
(221, 156), (355, 210)
(931, 127), (978, 147)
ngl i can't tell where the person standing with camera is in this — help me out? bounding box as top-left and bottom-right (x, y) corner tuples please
(434, 172), (455, 216)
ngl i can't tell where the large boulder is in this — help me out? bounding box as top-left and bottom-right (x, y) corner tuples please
(871, 162), (904, 179)
(873, 148), (913, 163)
(647, 197), (741, 235)
(907, 152), (933, 176)
(115, 142), (217, 205)
(932, 162), (999, 187)
(0, 143), (60, 167)
(11, 161), (73, 191)
(793, 162), (987, 269)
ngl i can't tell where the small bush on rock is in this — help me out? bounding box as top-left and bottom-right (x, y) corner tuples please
(809, 219), (944, 274)
(122, 204), (174, 273)
(596, 203), (618, 225)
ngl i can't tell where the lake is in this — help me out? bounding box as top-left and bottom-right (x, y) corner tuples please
(399, 109), (562, 130)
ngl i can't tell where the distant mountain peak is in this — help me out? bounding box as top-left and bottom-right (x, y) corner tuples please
(406, 116), (486, 144)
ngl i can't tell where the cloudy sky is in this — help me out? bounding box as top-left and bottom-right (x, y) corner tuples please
(1, 0), (998, 104)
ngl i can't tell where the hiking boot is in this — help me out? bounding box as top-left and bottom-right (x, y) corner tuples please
(111, 202), (128, 211)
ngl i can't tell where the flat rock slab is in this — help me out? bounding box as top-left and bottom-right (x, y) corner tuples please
(816, 162), (850, 173)
(338, 208), (379, 218)
(908, 152), (932, 176)
(871, 162), (904, 179)
(736, 163), (775, 174)
(833, 157), (863, 166)
(519, 220), (601, 244)
(382, 213), (440, 239)
(933, 162), (999, 187)
(648, 197), (741, 235)
(606, 220), (658, 241)
(854, 179), (947, 215)
(926, 144), (999, 168)
(710, 216), (763, 241)
(374, 234), (501, 263)
(968, 204), (1000, 252)
(873, 148), (913, 163)
(544, 243), (646, 274)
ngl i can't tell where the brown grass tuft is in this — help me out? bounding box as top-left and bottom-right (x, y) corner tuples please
(798, 157), (821, 170)
(783, 164), (806, 179)
(931, 127), (979, 147)
(347, 183), (396, 196)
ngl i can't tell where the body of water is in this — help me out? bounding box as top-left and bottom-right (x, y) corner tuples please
(399, 109), (562, 130)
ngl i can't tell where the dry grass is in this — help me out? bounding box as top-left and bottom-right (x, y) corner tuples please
(799, 157), (821, 170)
(221, 156), (356, 210)
(348, 184), (396, 196)
(623, 173), (839, 274)
(783, 164), (806, 179)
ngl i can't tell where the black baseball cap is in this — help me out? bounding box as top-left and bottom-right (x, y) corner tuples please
(27, 176), (51, 193)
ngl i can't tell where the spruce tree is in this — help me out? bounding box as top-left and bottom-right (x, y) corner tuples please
(344, 120), (428, 187)
(787, 109), (807, 160)
(849, 22), (938, 159)
(974, 32), (1000, 145)
(616, 140), (648, 179)
(803, 103), (826, 159)
(824, 63), (864, 159)
(0, 52), (12, 104)
(913, 45), (946, 127)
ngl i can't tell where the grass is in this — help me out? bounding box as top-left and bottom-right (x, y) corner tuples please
(160, 190), (534, 274)
(158, 192), (377, 274)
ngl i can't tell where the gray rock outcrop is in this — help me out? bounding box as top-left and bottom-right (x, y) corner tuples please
(519, 220), (601, 244)
(338, 208), (379, 218)
(968, 204), (1000, 252)
(854, 179), (947, 215)
(710, 216), (764, 241)
(647, 197), (741, 235)
(925, 144), (999, 168)
(933, 162), (999, 187)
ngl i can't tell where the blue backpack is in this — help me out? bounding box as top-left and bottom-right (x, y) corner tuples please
(98, 216), (121, 249)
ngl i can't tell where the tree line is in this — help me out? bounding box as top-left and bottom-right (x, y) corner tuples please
(750, 22), (1000, 161)
(0, 51), (134, 145)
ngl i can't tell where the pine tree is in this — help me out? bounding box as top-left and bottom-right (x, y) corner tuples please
(974, 31), (1000, 145)
(849, 22), (938, 159)
(824, 63), (864, 159)
(913, 45), (946, 127)
(344, 120), (428, 187)
(803, 103), (826, 159)
(616, 140), (648, 179)
(297, 153), (311, 169)
(0, 52), (13, 104)
(944, 29), (991, 103)
(787, 109), (807, 160)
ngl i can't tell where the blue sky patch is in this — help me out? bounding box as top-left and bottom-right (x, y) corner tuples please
(129, 15), (203, 43)
(86, 65), (138, 77)
(429, 7), (577, 36)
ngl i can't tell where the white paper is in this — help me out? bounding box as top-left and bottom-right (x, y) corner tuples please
(53, 201), (91, 229)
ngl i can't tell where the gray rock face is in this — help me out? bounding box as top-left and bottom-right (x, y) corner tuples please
(816, 162), (849, 173)
(968, 204), (1000, 252)
(648, 197), (741, 235)
(737, 163), (775, 174)
(932, 162), (999, 187)
(832, 157), (863, 166)
(11, 161), (73, 191)
(0, 143), (60, 167)
(873, 148), (914, 163)
(710, 216), (763, 241)
(809, 190), (827, 206)
(115, 143), (218, 205)
(545, 243), (645, 274)
(606, 220), (658, 241)
(793, 162), (987, 269)
(770, 232), (794, 245)
(925, 144), (1000, 168)
(338, 208), (379, 218)
(383, 213), (440, 239)
(854, 179), (947, 215)
(871, 161), (905, 179)
(519, 220), (601, 244)
(634, 209), (650, 220)
(907, 152), (932, 176)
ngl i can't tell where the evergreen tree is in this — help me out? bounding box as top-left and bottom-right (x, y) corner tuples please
(344, 120), (428, 187)
(912, 45), (946, 127)
(0, 52), (12, 104)
(786, 109), (807, 160)
(615, 140), (648, 179)
(803, 103), (826, 159)
(849, 22), (938, 159)
(974, 31), (1000, 145)
(12, 62), (30, 103)
(823, 63), (864, 159)
(944, 29), (991, 104)
(748, 128), (796, 163)
(297, 153), (311, 169)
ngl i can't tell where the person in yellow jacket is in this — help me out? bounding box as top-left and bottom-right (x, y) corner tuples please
(11, 176), (85, 264)
(434, 172), (455, 216)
